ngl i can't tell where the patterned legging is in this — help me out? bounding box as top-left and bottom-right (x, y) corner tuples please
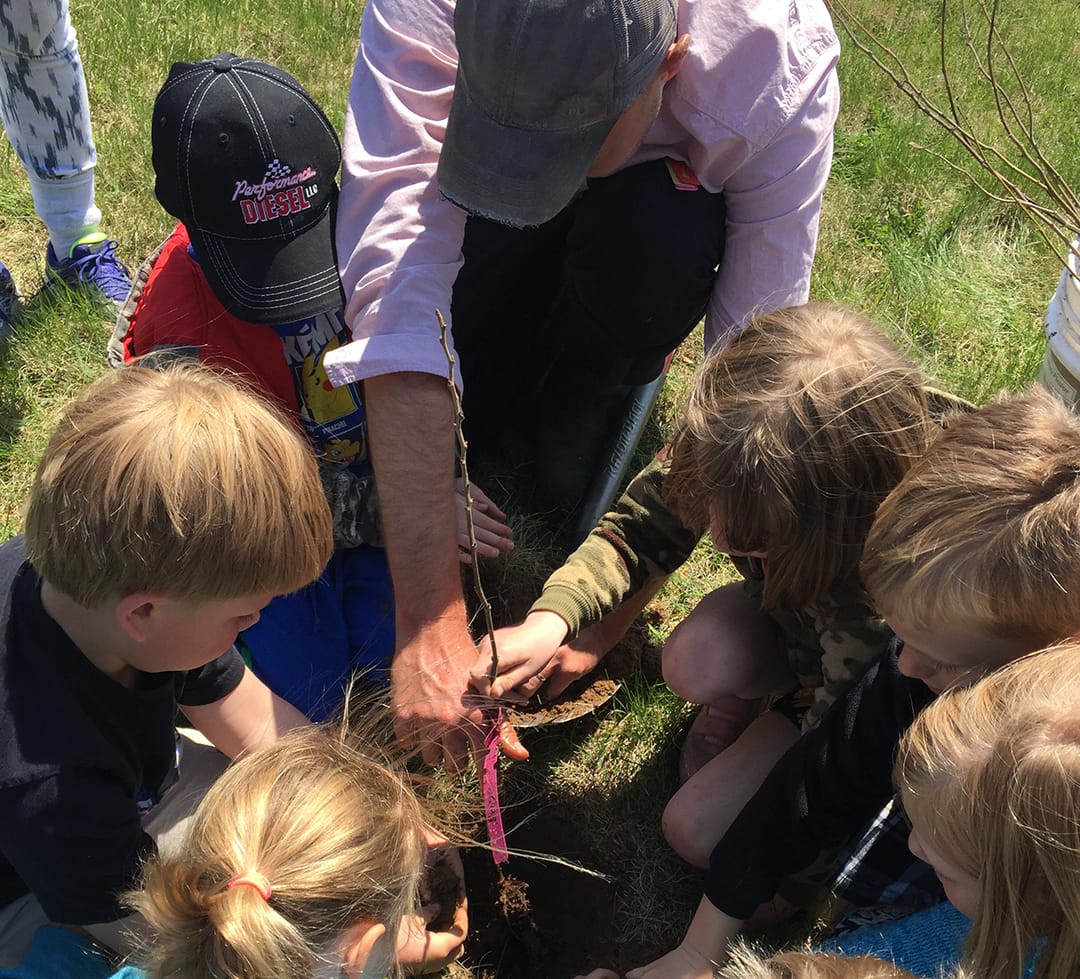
(0, 0), (99, 250)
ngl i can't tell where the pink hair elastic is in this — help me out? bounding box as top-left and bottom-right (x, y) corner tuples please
(227, 871), (272, 901)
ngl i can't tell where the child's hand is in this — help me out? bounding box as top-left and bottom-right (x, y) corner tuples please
(575, 971), (622, 979)
(396, 906), (467, 974)
(418, 830), (466, 917)
(470, 612), (618, 703)
(624, 944), (718, 979)
(626, 898), (739, 979)
(469, 611), (570, 700)
(538, 621), (617, 699)
(455, 478), (513, 564)
(401, 835), (469, 973)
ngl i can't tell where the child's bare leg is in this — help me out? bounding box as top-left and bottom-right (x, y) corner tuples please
(662, 710), (800, 867)
(663, 583), (795, 778)
(664, 583), (792, 699)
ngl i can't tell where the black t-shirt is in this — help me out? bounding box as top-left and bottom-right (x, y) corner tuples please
(0, 537), (245, 924)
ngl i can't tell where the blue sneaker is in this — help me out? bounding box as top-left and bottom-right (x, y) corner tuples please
(45, 233), (132, 309)
(0, 259), (17, 337)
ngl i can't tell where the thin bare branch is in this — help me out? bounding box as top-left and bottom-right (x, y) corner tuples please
(436, 310), (499, 680)
(827, 0), (1080, 270)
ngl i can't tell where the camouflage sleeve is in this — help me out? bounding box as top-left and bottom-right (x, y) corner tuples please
(529, 457), (702, 637)
(790, 595), (894, 729)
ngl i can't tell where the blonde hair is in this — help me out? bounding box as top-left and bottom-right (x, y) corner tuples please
(862, 388), (1080, 644)
(664, 303), (932, 609)
(719, 942), (919, 978)
(896, 643), (1080, 979)
(129, 726), (428, 979)
(24, 364), (333, 607)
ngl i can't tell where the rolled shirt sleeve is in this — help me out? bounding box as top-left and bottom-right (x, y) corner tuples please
(703, 69), (838, 347)
(330, 0), (466, 390)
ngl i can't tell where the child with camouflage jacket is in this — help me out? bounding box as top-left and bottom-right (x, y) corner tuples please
(471, 302), (967, 871)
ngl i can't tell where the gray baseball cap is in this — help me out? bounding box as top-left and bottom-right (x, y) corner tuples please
(438, 0), (678, 228)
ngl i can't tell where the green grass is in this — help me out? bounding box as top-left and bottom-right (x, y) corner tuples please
(816, 0), (1080, 401)
(0, 0), (365, 539)
(1, 0), (1079, 972)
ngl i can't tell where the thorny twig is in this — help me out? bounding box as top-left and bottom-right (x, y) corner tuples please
(437, 309), (499, 682)
(828, 0), (1079, 275)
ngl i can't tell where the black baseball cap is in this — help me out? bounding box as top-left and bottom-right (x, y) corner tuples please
(152, 53), (345, 324)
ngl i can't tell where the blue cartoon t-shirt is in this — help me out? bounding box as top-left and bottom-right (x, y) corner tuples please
(272, 308), (369, 479)
(271, 309), (381, 547)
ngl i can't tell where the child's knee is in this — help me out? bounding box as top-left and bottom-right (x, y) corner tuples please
(662, 601), (729, 699)
(661, 623), (707, 700)
(662, 793), (712, 869)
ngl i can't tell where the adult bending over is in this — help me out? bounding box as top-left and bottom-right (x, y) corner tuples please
(330, 0), (840, 766)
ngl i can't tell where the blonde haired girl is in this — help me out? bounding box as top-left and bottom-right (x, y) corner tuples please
(124, 726), (466, 978)
(893, 642), (1080, 979)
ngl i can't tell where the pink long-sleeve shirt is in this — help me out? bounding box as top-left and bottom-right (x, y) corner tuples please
(328, 0), (840, 390)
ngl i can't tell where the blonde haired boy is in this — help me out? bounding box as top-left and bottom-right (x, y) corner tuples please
(0, 365), (332, 966)
(719, 945), (918, 979)
(627, 389), (1080, 979)
(581, 945), (917, 979)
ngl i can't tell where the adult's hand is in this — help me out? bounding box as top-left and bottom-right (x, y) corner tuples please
(391, 619), (486, 769)
(365, 372), (483, 768)
(390, 616), (530, 766)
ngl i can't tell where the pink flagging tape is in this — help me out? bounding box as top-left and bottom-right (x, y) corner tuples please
(481, 710), (509, 863)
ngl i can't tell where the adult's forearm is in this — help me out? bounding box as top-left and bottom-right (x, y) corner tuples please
(365, 372), (485, 765)
(364, 371), (463, 636)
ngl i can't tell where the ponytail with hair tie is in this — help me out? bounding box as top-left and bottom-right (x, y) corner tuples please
(127, 727), (431, 979)
(227, 871), (273, 901)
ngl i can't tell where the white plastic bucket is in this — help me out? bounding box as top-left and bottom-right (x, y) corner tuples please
(1039, 239), (1080, 408)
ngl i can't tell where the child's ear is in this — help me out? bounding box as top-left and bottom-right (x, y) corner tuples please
(115, 592), (166, 643)
(340, 920), (387, 978)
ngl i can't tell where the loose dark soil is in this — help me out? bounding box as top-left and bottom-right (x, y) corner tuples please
(510, 676), (621, 726)
(426, 851), (468, 933)
(454, 623), (670, 975)
(461, 809), (650, 978)
(459, 546), (674, 976)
